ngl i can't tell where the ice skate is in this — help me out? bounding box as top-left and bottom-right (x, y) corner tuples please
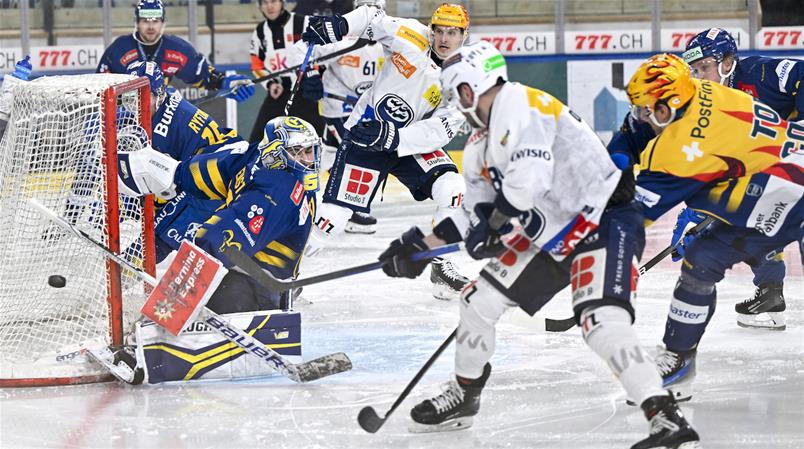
(344, 211), (377, 234)
(735, 283), (785, 330)
(409, 364), (491, 433)
(631, 394), (701, 449)
(430, 257), (470, 300)
(86, 345), (144, 385)
(656, 347), (696, 402)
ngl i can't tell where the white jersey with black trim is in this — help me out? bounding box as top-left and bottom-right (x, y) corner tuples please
(301, 38), (385, 119)
(340, 5), (465, 156)
(453, 82), (621, 260)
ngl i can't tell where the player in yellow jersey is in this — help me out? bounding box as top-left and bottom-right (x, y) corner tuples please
(627, 53), (803, 402)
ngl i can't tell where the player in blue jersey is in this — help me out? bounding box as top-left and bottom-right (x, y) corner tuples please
(118, 115), (320, 313)
(98, 0), (254, 103)
(680, 28), (803, 330)
(608, 28), (803, 331)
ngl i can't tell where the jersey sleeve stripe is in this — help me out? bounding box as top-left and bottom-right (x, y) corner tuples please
(189, 161), (224, 200)
(205, 159), (228, 198)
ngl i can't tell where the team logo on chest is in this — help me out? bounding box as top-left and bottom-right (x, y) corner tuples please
(376, 94), (414, 127)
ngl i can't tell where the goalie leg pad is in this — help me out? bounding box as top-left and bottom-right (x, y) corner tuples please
(134, 310), (302, 384)
(455, 277), (516, 380)
(581, 305), (666, 407)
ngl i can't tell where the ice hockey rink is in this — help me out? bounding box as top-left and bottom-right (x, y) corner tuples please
(1, 182), (802, 449)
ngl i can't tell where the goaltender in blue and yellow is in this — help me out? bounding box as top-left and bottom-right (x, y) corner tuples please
(108, 113), (322, 384)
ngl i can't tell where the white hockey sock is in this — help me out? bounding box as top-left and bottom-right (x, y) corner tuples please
(581, 305), (666, 406)
(455, 278), (515, 379)
(305, 202), (352, 258)
(430, 171), (464, 224)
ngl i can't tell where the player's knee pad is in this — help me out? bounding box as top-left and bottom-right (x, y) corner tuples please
(430, 171), (464, 224)
(663, 272), (716, 351)
(305, 202), (353, 257)
(581, 305), (665, 405)
(455, 278), (515, 379)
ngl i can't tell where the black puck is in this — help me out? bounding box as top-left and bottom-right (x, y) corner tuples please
(48, 275), (66, 288)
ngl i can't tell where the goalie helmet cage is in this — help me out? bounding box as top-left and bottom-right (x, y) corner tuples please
(0, 74), (156, 387)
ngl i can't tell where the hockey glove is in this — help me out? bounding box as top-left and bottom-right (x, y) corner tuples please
(379, 226), (430, 279)
(117, 145), (179, 200)
(348, 120), (399, 152)
(670, 208), (710, 262)
(301, 65), (326, 101)
(302, 15), (348, 45)
(222, 74), (255, 103)
(465, 203), (515, 260)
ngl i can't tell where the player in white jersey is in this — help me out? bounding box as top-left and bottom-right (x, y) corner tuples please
(300, 2), (471, 300)
(378, 42), (701, 449)
(298, 6), (385, 234)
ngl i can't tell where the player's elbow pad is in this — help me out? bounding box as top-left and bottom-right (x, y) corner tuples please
(118, 145), (179, 201)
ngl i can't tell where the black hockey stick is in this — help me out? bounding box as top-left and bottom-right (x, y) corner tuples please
(192, 38), (372, 107)
(224, 243), (461, 293)
(544, 215), (718, 333)
(28, 199), (352, 383)
(358, 328), (457, 433)
(284, 43), (315, 115)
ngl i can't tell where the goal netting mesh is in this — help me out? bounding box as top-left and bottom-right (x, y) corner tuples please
(0, 74), (155, 386)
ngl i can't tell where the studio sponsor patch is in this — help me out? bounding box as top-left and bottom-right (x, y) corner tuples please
(413, 149), (452, 171)
(570, 247), (605, 309)
(336, 164), (380, 207)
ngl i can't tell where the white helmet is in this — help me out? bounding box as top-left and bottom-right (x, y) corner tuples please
(440, 41), (507, 126)
(354, 0), (385, 8)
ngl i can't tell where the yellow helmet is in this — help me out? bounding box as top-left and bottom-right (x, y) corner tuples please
(430, 3), (470, 30)
(627, 53), (695, 110)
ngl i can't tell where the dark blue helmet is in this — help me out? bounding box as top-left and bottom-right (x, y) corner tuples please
(128, 61), (166, 100)
(259, 116), (321, 191)
(682, 28), (737, 65)
(135, 0), (165, 22)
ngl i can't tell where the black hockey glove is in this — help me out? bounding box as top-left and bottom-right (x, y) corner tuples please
(301, 65), (326, 101)
(379, 226), (430, 278)
(348, 120), (399, 152)
(465, 203), (515, 260)
(302, 15), (348, 45)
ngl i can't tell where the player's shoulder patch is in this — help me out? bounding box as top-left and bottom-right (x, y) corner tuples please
(774, 59), (797, 94)
(290, 180), (304, 206)
(395, 24), (428, 52)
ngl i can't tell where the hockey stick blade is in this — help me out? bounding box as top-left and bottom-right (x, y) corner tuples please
(224, 243), (461, 293)
(545, 317), (576, 332)
(294, 352), (353, 382)
(357, 406), (385, 433)
(356, 329), (458, 433)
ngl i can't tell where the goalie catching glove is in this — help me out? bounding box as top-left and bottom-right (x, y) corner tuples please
(117, 145), (179, 200)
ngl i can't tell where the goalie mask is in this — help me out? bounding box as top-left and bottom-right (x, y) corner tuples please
(440, 41), (508, 128)
(259, 116), (321, 192)
(128, 60), (167, 112)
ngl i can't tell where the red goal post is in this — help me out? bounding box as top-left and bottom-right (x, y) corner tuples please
(0, 74), (156, 387)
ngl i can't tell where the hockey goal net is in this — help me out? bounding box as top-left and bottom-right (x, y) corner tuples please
(0, 74), (156, 387)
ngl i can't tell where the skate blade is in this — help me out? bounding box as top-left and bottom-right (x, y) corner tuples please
(678, 441), (703, 449)
(408, 416), (473, 433)
(736, 312), (786, 330)
(431, 283), (459, 301)
(344, 222), (376, 234)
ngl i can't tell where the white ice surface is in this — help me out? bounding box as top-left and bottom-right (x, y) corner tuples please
(1, 182), (802, 449)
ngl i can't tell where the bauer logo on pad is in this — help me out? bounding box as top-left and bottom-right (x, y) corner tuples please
(141, 241), (228, 336)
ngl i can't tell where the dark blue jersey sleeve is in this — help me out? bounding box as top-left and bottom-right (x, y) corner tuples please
(174, 141), (257, 201)
(735, 56), (804, 120)
(606, 111), (656, 166)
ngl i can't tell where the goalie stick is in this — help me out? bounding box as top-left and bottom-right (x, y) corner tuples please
(28, 199), (352, 383)
(192, 38), (372, 107)
(543, 215), (718, 333)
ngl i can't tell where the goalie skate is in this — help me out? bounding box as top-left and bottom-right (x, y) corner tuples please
(735, 283), (786, 330)
(344, 211), (377, 234)
(86, 346), (144, 385)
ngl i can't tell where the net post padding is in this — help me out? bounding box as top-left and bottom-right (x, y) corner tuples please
(0, 74), (154, 387)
